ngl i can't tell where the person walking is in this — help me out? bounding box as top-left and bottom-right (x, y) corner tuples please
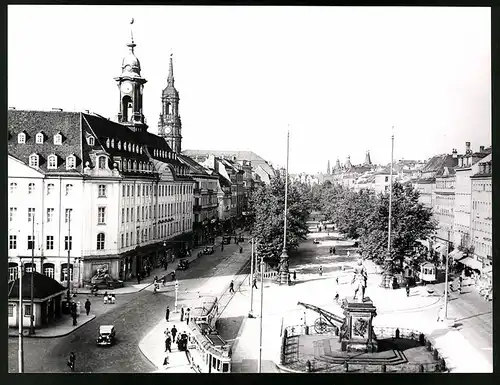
(334, 292), (339, 303)
(252, 277), (258, 289)
(239, 246), (243, 253)
(165, 334), (172, 353)
(333, 247), (336, 255)
(336, 277), (339, 285)
(137, 273), (141, 284)
(186, 308), (191, 325)
(229, 280), (235, 293)
(84, 298), (91, 316)
(319, 266), (323, 277)
(67, 352), (76, 371)
(329, 247), (333, 255)
(166, 306), (170, 322)
(171, 325), (178, 343)
(181, 306), (185, 322)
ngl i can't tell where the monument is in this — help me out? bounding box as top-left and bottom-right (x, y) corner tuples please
(340, 259), (378, 353)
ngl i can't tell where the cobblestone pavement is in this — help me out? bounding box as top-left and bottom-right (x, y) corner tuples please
(7, 239), (249, 373)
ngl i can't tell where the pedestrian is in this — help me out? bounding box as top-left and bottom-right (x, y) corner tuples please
(336, 277), (339, 285)
(229, 280), (235, 293)
(334, 292), (339, 302)
(406, 284), (410, 297)
(164, 261), (168, 271)
(165, 335), (172, 353)
(333, 247), (336, 254)
(347, 251), (350, 258)
(67, 352), (76, 371)
(84, 298), (91, 316)
(240, 246), (243, 253)
(171, 325), (178, 342)
(436, 306), (445, 322)
(252, 277), (258, 289)
(166, 306), (170, 322)
(221, 244), (224, 252)
(181, 306), (185, 322)
(162, 275), (167, 287)
(137, 274), (141, 284)
(163, 353), (170, 367)
(319, 266), (323, 276)
(186, 308), (191, 325)
(288, 272), (291, 282)
(293, 271), (297, 281)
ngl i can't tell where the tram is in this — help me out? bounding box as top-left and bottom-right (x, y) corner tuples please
(186, 296), (232, 373)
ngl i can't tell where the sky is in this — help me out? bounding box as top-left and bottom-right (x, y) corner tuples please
(8, 6), (491, 174)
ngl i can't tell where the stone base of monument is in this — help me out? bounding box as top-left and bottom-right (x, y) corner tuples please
(340, 297), (378, 353)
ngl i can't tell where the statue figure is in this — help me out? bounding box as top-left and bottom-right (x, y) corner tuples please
(351, 259), (368, 302)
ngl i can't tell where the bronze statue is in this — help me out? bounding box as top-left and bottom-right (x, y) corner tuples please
(351, 259), (368, 302)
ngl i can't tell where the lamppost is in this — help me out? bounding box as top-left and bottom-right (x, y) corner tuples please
(249, 238), (255, 317)
(258, 242), (264, 373)
(444, 230), (451, 319)
(18, 258), (24, 373)
(278, 130), (291, 285)
(29, 216), (35, 335)
(382, 130), (395, 288)
(66, 210), (72, 306)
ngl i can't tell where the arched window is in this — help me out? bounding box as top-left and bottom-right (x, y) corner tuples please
(24, 262), (36, 273)
(10, 182), (17, 194)
(47, 183), (55, 195)
(97, 233), (105, 250)
(47, 154), (58, 169)
(88, 136), (95, 146)
(117, 141), (121, 150)
(36, 133), (44, 144)
(128, 159), (131, 170)
(105, 138), (110, 147)
(66, 155), (76, 170)
(43, 263), (55, 279)
(132, 160), (136, 170)
(29, 154), (39, 168)
(54, 134), (62, 145)
(111, 139), (115, 148)
(8, 262), (18, 282)
(18, 133), (26, 144)
(98, 156), (106, 169)
(60, 263), (73, 282)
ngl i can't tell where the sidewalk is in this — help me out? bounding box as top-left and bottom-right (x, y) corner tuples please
(78, 239), (222, 295)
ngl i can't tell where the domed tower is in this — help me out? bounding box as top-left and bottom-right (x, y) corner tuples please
(114, 19), (148, 132)
(158, 54), (182, 153)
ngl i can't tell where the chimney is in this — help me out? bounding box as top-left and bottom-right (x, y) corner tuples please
(465, 141), (471, 153)
(480, 145), (485, 152)
(452, 149), (457, 159)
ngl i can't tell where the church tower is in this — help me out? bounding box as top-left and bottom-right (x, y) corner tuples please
(158, 54), (182, 153)
(114, 19), (148, 132)
(327, 160), (331, 175)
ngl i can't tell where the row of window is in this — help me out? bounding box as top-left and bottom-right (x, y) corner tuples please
(121, 183), (192, 198)
(472, 182), (492, 192)
(9, 233), (106, 251)
(17, 132), (65, 145)
(8, 263), (74, 283)
(472, 200), (492, 212)
(28, 153), (77, 169)
(10, 182), (74, 196)
(10, 207), (75, 223)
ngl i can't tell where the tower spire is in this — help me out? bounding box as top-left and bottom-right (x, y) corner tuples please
(365, 150), (372, 165)
(327, 160), (331, 175)
(128, 18), (136, 51)
(168, 53), (175, 87)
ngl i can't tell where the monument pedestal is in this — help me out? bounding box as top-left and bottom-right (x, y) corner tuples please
(340, 297), (378, 353)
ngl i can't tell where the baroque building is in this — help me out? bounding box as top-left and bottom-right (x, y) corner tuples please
(8, 24), (194, 289)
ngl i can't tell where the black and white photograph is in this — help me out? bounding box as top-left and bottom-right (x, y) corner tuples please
(7, 5), (491, 373)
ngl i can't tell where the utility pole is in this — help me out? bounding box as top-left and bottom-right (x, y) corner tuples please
(444, 230), (450, 319)
(18, 259), (24, 373)
(29, 216), (35, 335)
(258, 246), (264, 373)
(66, 210), (71, 305)
(250, 237), (254, 316)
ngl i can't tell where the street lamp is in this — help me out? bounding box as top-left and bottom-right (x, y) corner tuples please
(278, 130), (291, 286)
(444, 230), (451, 319)
(258, 243), (264, 373)
(382, 130), (395, 288)
(66, 210), (72, 306)
(29, 217), (35, 335)
(18, 258), (24, 373)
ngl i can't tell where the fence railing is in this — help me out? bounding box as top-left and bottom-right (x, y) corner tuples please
(280, 323), (447, 373)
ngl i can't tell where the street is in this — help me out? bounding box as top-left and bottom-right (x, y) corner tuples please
(8, 241), (248, 373)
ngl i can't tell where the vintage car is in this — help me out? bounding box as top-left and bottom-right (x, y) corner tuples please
(97, 325), (116, 346)
(203, 246), (214, 255)
(91, 275), (124, 290)
(177, 259), (190, 270)
(313, 239), (321, 244)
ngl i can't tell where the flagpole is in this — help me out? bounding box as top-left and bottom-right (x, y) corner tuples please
(279, 130), (290, 285)
(382, 128), (395, 288)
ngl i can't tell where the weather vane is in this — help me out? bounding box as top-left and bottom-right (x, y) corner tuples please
(130, 18), (135, 44)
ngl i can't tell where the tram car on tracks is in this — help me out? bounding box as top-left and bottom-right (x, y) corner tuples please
(186, 296), (232, 373)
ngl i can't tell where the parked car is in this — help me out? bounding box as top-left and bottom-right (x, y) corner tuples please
(177, 259), (190, 270)
(97, 325), (116, 346)
(92, 277), (124, 290)
(313, 239), (321, 244)
(203, 246), (214, 255)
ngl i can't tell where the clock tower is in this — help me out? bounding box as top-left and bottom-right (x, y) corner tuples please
(114, 19), (148, 132)
(158, 54), (182, 153)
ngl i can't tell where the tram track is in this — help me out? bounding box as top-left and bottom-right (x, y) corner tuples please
(215, 258), (251, 320)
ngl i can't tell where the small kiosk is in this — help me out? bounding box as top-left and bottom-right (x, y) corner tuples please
(419, 262), (436, 284)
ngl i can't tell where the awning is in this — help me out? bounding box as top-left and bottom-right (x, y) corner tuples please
(457, 256), (482, 271)
(435, 244), (447, 254)
(448, 249), (464, 260)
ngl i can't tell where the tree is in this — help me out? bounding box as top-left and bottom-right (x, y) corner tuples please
(359, 182), (438, 272)
(248, 175), (310, 267)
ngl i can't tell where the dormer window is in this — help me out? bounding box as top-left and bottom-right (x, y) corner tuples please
(117, 141), (121, 150)
(98, 156), (106, 169)
(54, 133), (62, 145)
(139, 147), (143, 154)
(105, 138), (110, 147)
(111, 139), (115, 148)
(29, 153), (39, 168)
(47, 154), (58, 169)
(87, 136), (95, 146)
(18, 133), (26, 144)
(66, 155), (76, 170)
(123, 142), (127, 151)
(36, 133), (44, 144)
(127, 159), (131, 170)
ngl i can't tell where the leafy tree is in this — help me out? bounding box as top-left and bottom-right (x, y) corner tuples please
(248, 176), (310, 267)
(359, 182), (438, 272)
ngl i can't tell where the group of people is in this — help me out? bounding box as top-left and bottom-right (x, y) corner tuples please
(103, 292), (116, 304)
(163, 325), (189, 367)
